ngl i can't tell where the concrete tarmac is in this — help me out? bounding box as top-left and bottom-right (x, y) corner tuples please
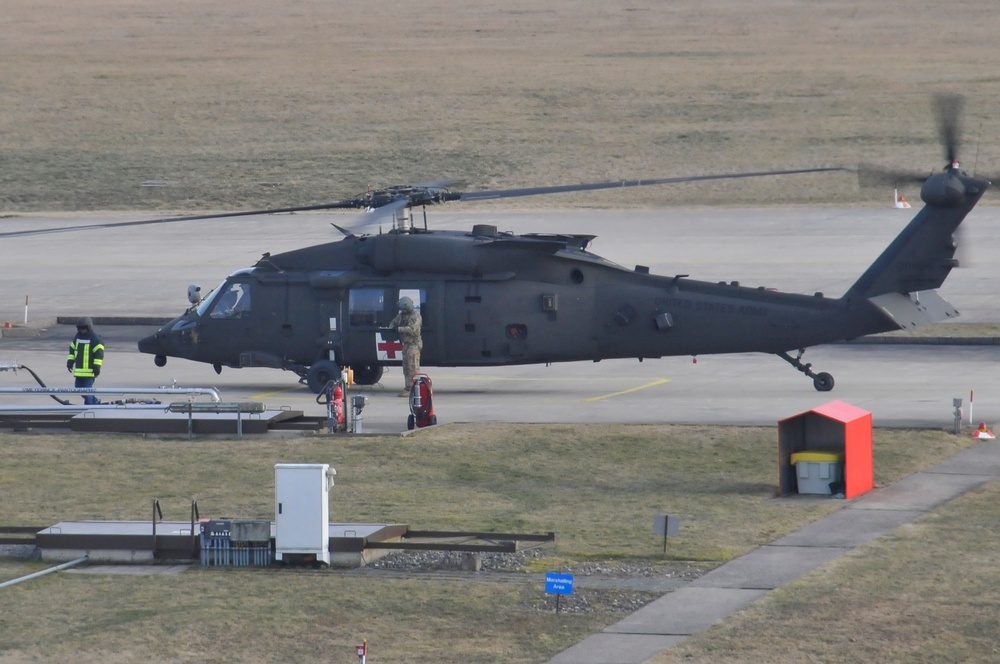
(1, 208), (998, 432)
(4, 325), (999, 433)
(3, 207), (999, 323)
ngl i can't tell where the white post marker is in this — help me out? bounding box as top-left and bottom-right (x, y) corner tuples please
(969, 389), (974, 427)
(24, 294), (28, 324)
(356, 640), (367, 664)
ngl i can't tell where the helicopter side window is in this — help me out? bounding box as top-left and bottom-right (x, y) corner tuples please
(349, 288), (385, 326)
(210, 283), (251, 319)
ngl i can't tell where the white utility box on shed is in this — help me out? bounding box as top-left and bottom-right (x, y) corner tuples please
(274, 463), (336, 565)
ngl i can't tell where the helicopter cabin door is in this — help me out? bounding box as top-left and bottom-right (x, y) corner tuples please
(317, 295), (345, 366)
(341, 286), (430, 368)
(344, 286), (394, 370)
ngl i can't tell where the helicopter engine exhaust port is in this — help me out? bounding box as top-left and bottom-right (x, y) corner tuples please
(777, 350), (835, 392)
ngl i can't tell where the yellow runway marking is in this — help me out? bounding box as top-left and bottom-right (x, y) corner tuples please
(580, 378), (671, 402)
(249, 376), (673, 401)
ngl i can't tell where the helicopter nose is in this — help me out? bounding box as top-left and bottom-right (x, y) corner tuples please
(137, 331), (164, 355)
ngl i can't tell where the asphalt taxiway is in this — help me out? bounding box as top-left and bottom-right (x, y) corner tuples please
(1, 208), (998, 432)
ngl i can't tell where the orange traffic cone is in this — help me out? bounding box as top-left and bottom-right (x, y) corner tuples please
(971, 422), (995, 439)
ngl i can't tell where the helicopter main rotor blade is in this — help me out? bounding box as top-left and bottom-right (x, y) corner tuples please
(0, 167), (849, 239)
(328, 197), (413, 236)
(0, 201), (362, 239)
(457, 167), (849, 201)
(856, 163), (931, 188)
(351, 198), (410, 229)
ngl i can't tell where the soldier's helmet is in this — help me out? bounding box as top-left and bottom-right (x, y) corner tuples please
(76, 316), (93, 331)
(397, 297), (414, 312)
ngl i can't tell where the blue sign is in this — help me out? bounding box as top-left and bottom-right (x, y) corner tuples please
(545, 572), (574, 595)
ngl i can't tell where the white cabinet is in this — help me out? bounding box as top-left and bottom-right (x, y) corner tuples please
(274, 463), (335, 565)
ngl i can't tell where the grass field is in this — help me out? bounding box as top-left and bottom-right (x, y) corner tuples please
(0, 424), (982, 662)
(3, 1), (1000, 661)
(3, 0), (1000, 214)
(652, 477), (1000, 664)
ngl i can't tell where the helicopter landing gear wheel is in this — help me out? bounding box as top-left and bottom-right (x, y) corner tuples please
(812, 372), (835, 392)
(351, 363), (384, 386)
(306, 360), (341, 394)
(154, 355), (167, 367)
(776, 350), (835, 392)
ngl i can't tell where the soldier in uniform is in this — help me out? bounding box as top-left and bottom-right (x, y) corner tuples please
(387, 296), (422, 396)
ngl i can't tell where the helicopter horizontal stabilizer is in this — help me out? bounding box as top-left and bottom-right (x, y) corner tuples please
(867, 290), (958, 330)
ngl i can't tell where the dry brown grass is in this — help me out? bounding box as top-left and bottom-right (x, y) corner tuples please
(651, 479), (1000, 664)
(0, 423), (984, 662)
(3, 0), (1000, 214)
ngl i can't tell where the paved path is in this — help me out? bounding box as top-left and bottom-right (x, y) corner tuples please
(546, 440), (1000, 663)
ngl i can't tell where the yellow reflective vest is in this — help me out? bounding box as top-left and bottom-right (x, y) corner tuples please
(68, 333), (105, 378)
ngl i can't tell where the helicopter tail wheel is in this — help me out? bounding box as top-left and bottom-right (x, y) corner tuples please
(812, 372), (835, 392)
(306, 360), (341, 394)
(776, 350), (835, 392)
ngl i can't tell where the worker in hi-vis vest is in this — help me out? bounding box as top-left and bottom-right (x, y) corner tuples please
(67, 316), (105, 405)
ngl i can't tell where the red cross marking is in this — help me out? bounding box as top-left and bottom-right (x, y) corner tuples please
(377, 336), (404, 359)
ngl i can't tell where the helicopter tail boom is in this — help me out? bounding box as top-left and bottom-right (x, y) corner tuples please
(846, 170), (989, 302)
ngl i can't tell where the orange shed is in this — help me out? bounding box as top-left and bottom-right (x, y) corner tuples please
(778, 400), (873, 499)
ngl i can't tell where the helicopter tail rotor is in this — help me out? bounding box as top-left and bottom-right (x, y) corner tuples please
(858, 93), (994, 191)
(934, 92), (964, 167)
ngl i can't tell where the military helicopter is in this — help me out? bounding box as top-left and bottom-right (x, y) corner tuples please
(4, 96), (988, 394)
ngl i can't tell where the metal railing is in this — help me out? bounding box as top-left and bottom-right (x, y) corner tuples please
(0, 386), (222, 402)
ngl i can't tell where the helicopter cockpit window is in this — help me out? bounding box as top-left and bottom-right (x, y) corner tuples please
(209, 283), (251, 319)
(349, 288), (385, 326)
